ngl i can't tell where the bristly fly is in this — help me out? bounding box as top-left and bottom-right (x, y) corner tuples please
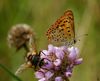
(15, 35), (45, 75)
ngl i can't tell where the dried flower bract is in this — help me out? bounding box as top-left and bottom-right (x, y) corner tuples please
(7, 24), (34, 51)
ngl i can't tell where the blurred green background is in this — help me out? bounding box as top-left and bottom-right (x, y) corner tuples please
(0, 0), (100, 81)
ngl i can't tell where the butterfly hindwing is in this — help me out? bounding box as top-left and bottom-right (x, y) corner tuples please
(46, 10), (75, 46)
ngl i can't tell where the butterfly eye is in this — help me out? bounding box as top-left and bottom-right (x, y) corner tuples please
(74, 39), (76, 44)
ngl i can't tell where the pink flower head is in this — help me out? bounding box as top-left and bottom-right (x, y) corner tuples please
(55, 77), (63, 81)
(35, 44), (83, 81)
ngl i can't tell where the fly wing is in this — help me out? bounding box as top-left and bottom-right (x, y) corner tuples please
(29, 34), (37, 55)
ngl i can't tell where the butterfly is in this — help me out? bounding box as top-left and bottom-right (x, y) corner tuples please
(46, 10), (76, 46)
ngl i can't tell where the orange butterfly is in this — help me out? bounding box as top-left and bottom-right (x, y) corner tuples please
(46, 10), (76, 46)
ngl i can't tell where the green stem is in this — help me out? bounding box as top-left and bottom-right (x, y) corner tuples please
(0, 64), (22, 81)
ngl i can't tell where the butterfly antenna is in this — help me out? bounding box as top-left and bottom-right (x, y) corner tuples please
(76, 34), (88, 38)
(75, 34), (88, 42)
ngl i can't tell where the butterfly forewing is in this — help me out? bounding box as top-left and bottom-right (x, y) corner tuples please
(46, 10), (75, 46)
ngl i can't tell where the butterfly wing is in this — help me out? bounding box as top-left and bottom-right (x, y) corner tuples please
(46, 10), (75, 46)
